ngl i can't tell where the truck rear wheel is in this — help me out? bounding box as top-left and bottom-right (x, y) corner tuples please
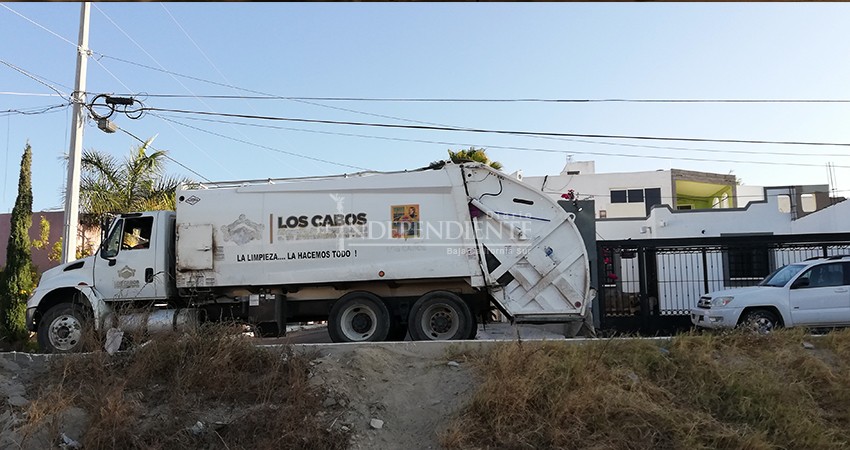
(37, 303), (90, 353)
(408, 291), (474, 341)
(328, 292), (390, 342)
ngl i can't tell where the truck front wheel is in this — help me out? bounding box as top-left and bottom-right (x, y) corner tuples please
(328, 292), (390, 342)
(408, 291), (474, 341)
(37, 303), (90, 353)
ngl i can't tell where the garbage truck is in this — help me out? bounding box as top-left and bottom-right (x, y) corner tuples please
(26, 161), (593, 352)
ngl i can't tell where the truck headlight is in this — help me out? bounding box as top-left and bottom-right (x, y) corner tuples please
(711, 296), (734, 307)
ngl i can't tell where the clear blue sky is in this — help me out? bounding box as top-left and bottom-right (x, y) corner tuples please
(3, 3), (850, 213)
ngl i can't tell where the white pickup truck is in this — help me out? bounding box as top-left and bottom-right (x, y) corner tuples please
(691, 255), (850, 333)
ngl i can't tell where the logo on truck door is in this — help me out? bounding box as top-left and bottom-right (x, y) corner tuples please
(115, 265), (140, 289)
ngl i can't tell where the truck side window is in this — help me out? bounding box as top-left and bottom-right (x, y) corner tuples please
(122, 217), (153, 251)
(102, 219), (124, 258)
(802, 264), (844, 288)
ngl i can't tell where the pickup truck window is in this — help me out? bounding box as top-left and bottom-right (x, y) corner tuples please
(759, 264), (805, 287)
(799, 263), (845, 288)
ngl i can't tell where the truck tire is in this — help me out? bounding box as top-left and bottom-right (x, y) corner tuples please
(328, 292), (390, 342)
(739, 309), (781, 334)
(37, 303), (90, 353)
(408, 291), (474, 341)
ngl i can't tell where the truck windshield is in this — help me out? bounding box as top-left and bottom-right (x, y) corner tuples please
(758, 264), (806, 287)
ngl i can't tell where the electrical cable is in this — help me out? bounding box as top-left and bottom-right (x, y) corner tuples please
(0, 104), (71, 117)
(0, 59), (69, 99)
(93, 52), (850, 159)
(133, 106), (850, 150)
(0, 3), (78, 48)
(0, 92), (66, 97)
(94, 93), (850, 104)
(156, 115), (370, 172)
(116, 127), (213, 183)
(95, 3), (322, 176)
(156, 3), (321, 175)
(158, 114), (850, 164)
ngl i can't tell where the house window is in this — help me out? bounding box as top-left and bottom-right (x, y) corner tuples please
(801, 194), (816, 212)
(677, 204), (693, 210)
(627, 189), (644, 203)
(611, 188), (663, 216)
(611, 190), (627, 203)
(777, 195), (791, 213)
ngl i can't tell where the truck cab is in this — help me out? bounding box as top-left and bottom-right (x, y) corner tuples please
(26, 211), (175, 352)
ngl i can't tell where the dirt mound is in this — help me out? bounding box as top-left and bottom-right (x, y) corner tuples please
(307, 344), (478, 450)
(0, 334), (481, 450)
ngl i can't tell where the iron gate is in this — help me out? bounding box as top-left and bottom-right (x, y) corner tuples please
(596, 233), (850, 334)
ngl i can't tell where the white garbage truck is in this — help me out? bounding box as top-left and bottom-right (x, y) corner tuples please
(26, 161), (592, 352)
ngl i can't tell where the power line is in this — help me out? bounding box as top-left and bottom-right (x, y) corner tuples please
(94, 3), (315, 176)
(95, 93), (850, 104)
(136, 106), (850, 150)
(0, 92), (66, 97)
(156, 115), (370, 171)
(95, 53), (485, 129)
(0, 59), (69, 99)
(161, 114), (850, 160)
(157, 114), (850, 170)
(0, 104), (70, 117)
(116, 127), (213, 183)
(0, 3), (78, 48)
(99, 52), (850, 158)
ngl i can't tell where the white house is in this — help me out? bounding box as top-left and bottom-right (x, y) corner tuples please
(521, 161), (846, 240)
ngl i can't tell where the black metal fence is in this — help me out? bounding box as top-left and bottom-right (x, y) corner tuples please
(596, 233), (850, 333)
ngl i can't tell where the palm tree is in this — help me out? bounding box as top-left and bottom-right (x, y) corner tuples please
(78, 139), (191, 226)
(447, 147), (503, 171)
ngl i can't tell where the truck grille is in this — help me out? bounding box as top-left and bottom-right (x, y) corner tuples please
(697, 296), (711, 309)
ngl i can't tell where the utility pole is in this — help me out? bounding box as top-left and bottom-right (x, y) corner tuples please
(61, 2), (91, 264)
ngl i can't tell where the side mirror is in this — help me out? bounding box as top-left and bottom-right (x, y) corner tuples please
(791, 278), (810, 289)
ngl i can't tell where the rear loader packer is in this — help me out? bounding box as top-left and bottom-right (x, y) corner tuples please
(27, 162), (593, 352)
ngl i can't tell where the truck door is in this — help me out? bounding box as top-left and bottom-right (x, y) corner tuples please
(93, 215), (164, 301)
(789, 262), (850, 326)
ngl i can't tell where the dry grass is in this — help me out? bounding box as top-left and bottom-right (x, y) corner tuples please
(442, 329), (850, 450)
(23, 323), (348, 450)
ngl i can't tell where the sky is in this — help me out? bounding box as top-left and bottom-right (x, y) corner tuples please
(2, 2), (850, 213)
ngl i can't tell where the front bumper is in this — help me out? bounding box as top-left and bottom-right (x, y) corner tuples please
(690, 307), (741, 329)
(25, 306), (37, 332)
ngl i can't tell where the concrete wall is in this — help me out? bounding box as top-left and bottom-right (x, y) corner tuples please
(0, 211), (102, 273)
(0, 211), (64, 272)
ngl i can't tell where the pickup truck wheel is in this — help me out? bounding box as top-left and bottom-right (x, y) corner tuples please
(408, 292), (474, 341)
(37, 303), (89, 353)
(328, 292), (390, 343)
(740, 309), (780, 335)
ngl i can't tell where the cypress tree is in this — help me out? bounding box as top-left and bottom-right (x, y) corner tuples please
(1, 143), (34, 342)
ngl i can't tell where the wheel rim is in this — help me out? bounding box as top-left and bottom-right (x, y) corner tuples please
(749, 316), (774, 334)
(339, 303), (378, 341)
(48, 314), (83, 351)
(420, 303), (460, 340)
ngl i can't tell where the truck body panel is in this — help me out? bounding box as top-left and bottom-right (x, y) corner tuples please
(173, 164), (589, 320)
